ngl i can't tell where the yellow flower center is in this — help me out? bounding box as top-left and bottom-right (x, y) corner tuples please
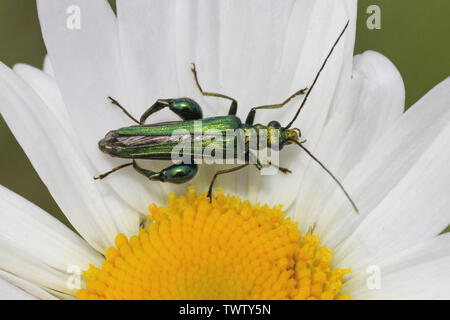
(77, 188), (351, 300)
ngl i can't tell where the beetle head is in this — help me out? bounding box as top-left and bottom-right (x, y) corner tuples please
(266, 121), (301, 150)
(280, 127), (301, 149)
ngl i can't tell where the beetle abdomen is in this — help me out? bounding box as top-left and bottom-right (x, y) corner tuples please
(98, 115), (243, 160)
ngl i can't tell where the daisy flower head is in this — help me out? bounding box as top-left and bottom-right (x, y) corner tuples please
(0, 0), (450, 300)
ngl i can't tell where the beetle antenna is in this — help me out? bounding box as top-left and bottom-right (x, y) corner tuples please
(288, 139), (359, 214)
(285, 20), (349, 129)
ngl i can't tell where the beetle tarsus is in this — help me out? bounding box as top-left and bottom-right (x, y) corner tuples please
(190, 62), (238, 116)
(207, 190), (213, 203)
(245, 87), (308, 125)
(107, 96), (140, 124)
(93, 162), (134, 181)
(267, 161), (291, 174)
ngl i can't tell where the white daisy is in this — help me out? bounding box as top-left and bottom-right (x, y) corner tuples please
(0, 0), (449, 299)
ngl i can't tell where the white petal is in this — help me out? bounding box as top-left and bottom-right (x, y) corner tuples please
(209, 0), (300, 198)
(0, 270), (57, 300)
(0, 61), (138, 252)
(0, 185), (103, 271)
(193, 0), (298, 197)
(13, 63), (141, 241)
(37, 0), (162, 213)
(0, 277), (38, 300)
(115, 1), (356, 202)
(13, 63), (74, 139)
(248, 1), (356, 208)
(170, 0), (301, 198)
(328, 51), (405, 176)
(0, 243), (76, 296)
(335, 121), (450, 266)
(0, 187), (90, 296)
(359, 258), (450, 299)
(116, 0), (178, 116)
(344, 234), (450, 299)
(215, 0), (295, 110)
(318, 77), (450, 248)
(293, 50), (405, 233)
(326, 0), (357, 117)
(45, 288), (75, 300)
(116, 0), (199, 199)
(42, 55), (55, 77)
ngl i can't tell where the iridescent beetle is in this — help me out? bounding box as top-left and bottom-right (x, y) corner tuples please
(95, 21), (358, 213)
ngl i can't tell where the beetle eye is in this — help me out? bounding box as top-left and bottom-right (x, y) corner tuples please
(268, 120), (281, 128)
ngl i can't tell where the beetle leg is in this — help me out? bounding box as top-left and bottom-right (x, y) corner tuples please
(132, 160), (198, 184)
(207, 164), (249, 201)
(206, 155), (290, 201)
(190, 63), (238, 115)
(245, 87), (308, 125)
(94, 161), (134, 180)
(139, 99), (170, 124)
(140, 98), (203, 124)
(107, 97), (140, 124)
(254, 158), (291, 174)
(267, 162), (291, 174)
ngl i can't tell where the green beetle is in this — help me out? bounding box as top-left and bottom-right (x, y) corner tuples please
(95, 21), (358, 213)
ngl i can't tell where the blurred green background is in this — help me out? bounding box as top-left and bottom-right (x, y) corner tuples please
(0, 0), (449, 228)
